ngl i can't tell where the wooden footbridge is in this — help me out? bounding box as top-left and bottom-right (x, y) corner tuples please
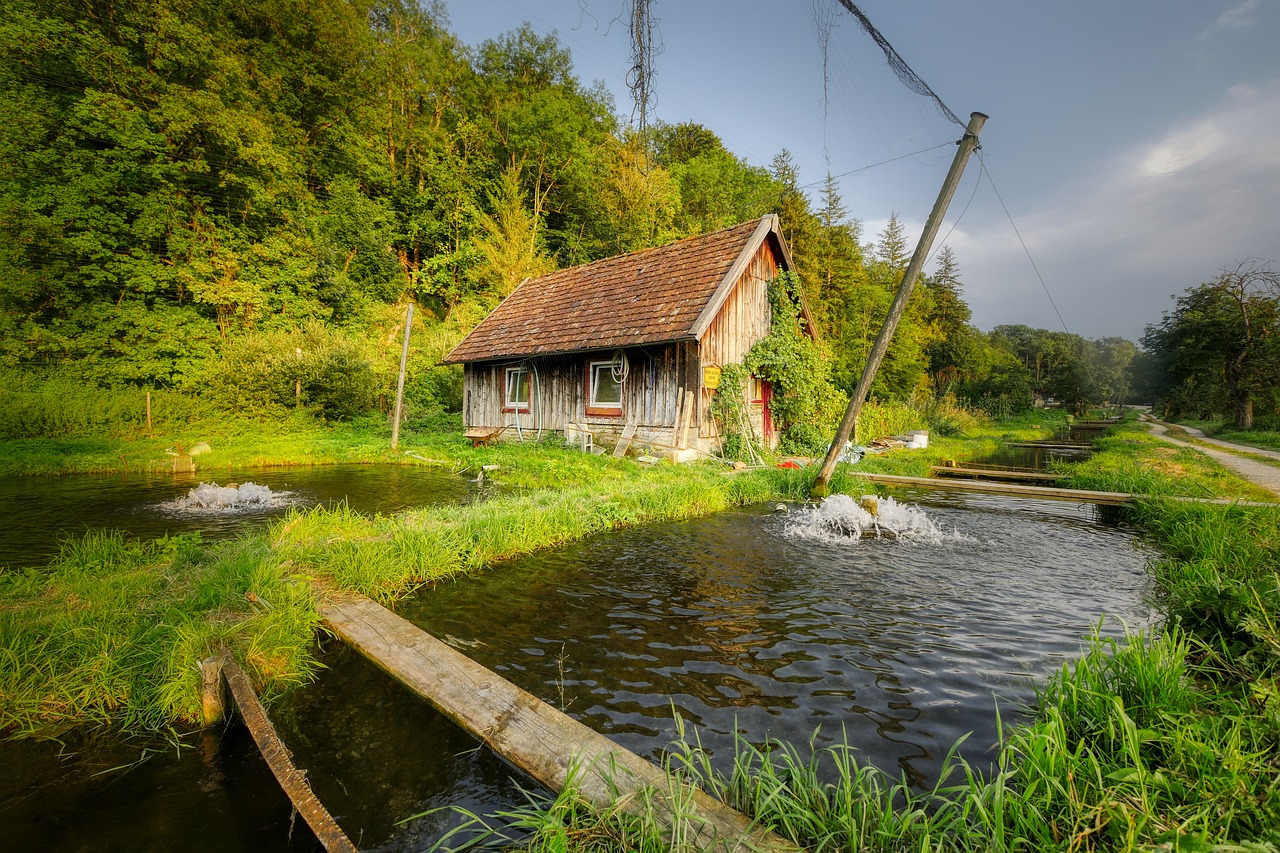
(204, 591), (803, 852)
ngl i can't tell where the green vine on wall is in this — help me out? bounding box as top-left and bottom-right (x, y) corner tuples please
(745, 272), (845, 453)
(709, 362), (758, 461)
(712, 272), (846, 459)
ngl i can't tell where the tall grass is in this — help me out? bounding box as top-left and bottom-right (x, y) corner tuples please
(272, 466), (788, 602)
(0, 531), (321, 734)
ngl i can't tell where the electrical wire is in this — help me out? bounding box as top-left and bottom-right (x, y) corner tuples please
(978, 150), (1071, 334)
(926, 161), (982, 267)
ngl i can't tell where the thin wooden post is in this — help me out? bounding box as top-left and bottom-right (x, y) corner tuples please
(145, 391), (152, 434)
(813, 111), (988, 497)
(219, 650), (358, 853)
(200, 656), (225, 726)
(672, 385), (686, 448)
(677, 388), (695, 450)
(391, 303), (414, 451)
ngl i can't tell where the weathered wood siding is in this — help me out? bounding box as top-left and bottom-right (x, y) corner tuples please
(696, 241), (780, 447)
(462, 343), (702, 450)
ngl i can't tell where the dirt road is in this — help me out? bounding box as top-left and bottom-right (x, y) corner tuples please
(1142, 416), (1280, 498)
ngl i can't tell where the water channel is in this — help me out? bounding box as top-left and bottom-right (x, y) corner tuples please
(1, 468), (1154, 851)
(0, 464), (481, 569)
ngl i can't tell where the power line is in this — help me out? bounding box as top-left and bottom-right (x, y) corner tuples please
(796, 141), (953, 192)
(978, 150), (1071, 335)
(831, 0), (963, 127)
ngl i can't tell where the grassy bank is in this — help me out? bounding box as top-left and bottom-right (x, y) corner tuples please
(1171, 418), (1280, 453)
(1060, 417), (1278, 501)
(409, 414), (1280, 852)
(6, 408), (1277, 849)
(0, 437), (873, 733)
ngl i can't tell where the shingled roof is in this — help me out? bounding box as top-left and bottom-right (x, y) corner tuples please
(442, 215), (794, 364)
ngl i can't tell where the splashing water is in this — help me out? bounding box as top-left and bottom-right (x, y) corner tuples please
(168, 482), (292, 513)
(784, 494), (965, 544)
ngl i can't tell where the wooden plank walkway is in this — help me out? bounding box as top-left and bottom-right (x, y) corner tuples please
(1004, 441), (1091, 450)
(320, 593), (803, 853)
(218, 651), (358, 853)
(853, 472), (1280, 507)
(931, 466), (1061, 483)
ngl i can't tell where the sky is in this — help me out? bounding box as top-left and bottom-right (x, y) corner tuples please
(440, 0), (1280, 343)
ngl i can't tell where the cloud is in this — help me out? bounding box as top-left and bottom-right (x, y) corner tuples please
(956, 80), (1280, 339)
(1202, 0), (1261, 38)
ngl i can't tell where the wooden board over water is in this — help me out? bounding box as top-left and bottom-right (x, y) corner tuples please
(856, 472), (1280, 507)
(320, 592), (803, 853)
(932, 466), (1061, 484)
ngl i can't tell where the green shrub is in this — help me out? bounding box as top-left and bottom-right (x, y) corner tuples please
(0, 371), (212, 439)
(206, 323), (375, 421)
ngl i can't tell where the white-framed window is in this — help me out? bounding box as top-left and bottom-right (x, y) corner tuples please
(587, 359), (623, 415)
(505, 366), (530, 411)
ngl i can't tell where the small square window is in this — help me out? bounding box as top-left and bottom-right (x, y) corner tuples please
(587, 360), (623, 415)
(505, 366), (530, 410)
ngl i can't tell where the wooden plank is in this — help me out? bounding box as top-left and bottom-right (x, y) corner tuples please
(673, 385), (688, 448)
(612, 422), (638, 458)
(1004, 441), (1092, 450)
(678, 389), (696, 449)
(849, 472), (1279, 507)
(219, 651), (358, 853)
(321, 594), (802, 853)
(852, 473), (1133, 504)
(932, 466), (1061, 483)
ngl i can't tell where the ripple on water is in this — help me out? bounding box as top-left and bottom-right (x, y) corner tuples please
(404, 493), (1153, 788)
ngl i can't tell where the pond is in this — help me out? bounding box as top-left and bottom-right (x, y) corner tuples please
(0, 464), (480, 569)
(1, 486), (1154, 851)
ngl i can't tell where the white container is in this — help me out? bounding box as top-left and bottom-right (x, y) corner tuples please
(910, 430), (929, 449)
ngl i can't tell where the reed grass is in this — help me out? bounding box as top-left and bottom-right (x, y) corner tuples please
(0, 531), (321, 733)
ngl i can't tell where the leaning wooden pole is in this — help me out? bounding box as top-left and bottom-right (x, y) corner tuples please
(390, 302), (414, 451)
(219, 650), (358, 853)
(813, 112), (988, 497)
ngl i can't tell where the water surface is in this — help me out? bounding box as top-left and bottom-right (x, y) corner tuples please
(0, 464), (477, 568)
(1, 489), (1154, 850)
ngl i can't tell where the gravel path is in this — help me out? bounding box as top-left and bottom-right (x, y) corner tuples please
(1141, 416), (1280, 498)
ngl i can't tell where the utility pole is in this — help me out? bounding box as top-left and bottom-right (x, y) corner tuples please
(391, 303), (414, 451)
(812, 111), (988, 497)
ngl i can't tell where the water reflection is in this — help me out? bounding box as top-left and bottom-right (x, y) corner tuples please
(402, 491), (1152, 788)
(0, 464), (477, 568)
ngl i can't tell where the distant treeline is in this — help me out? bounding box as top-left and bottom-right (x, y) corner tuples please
(3, 0), (1266, 429)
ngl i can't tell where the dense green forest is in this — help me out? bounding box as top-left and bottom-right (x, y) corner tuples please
(2, 0), (1274, 439)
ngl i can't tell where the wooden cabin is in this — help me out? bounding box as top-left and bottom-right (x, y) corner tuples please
(442, 215), (815, 459)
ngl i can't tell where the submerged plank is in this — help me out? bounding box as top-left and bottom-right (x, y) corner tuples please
(320, 593), (803, 853)
(219, 651), (358, 853)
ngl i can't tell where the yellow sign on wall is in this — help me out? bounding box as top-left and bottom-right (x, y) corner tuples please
(702, 365), (722, 389)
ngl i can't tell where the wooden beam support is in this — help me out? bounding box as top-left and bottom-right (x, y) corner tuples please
(679, 388), (696, 449)
(320, 593), (802, 853)
(200, 656), (226, 727)
(219, 651), (358, 853)
(931, 466), (1061, 483)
